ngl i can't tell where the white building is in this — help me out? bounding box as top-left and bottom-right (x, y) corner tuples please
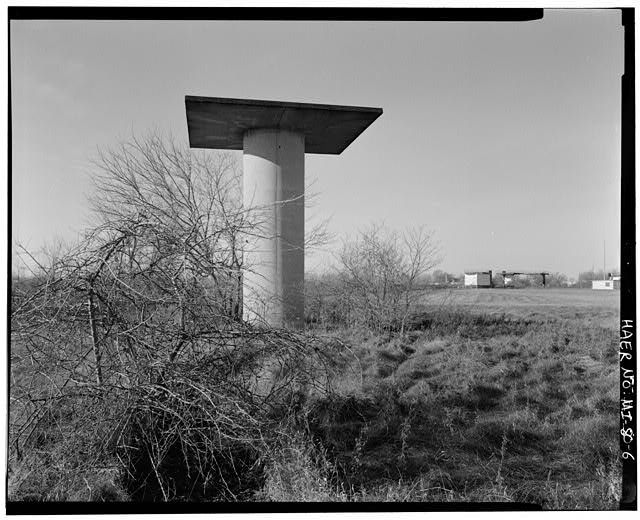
(464, 271), (492, 288)
(592, 276), (620, 290)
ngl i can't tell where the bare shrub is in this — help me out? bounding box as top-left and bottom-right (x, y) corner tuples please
(334, 223), (440, 334)
(9, 135), (341, 501)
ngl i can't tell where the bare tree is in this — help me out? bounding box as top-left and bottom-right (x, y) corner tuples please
(9, 134), (340, 501)
(90, 134), (247, 317)
(336, 223), (440, 334)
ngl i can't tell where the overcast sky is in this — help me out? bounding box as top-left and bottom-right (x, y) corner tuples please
(11, 10), (623, 278)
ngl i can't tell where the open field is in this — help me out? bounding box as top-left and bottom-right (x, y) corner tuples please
(421, 288), (620, 330)
(9, 285), (622, 508)
(272, 287), (622, 507)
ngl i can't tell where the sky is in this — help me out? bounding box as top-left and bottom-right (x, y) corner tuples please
(10, 10), (624, 279)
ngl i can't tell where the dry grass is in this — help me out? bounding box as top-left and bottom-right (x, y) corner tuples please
(265, 291), (621, 509)
(425, 287), (619, 329)
(9, 287), (621, 508)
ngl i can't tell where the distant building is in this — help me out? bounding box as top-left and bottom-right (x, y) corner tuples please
(592, 274), (620, 290)
(464, 271), (492, 288)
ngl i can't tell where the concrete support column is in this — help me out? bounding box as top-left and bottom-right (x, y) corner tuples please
(242, 129), (305, 328)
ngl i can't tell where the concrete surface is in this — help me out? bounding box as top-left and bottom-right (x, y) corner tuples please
(185, 96), (382, 154)
(185, 96), (383, 328)
(242, 129), (305, 327)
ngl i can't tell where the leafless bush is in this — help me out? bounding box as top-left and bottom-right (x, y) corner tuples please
(9, 135), (341, 501)
(329, 223), (440, 334)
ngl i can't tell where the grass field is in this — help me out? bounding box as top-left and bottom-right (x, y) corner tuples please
(9, 286), (622, 508)
(263, 287), (622, 507)
(422, 287), (620, 329)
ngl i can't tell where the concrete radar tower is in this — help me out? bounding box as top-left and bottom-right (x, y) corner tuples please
(185, 96), (382, 328)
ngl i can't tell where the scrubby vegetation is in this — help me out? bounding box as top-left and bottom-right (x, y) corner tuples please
(273, 311), (620, 508)
(9, 137), (621, 509)
(9, 295), (621, 508)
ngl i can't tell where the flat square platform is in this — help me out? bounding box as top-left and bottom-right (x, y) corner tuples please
(185, 96), (383, 155)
